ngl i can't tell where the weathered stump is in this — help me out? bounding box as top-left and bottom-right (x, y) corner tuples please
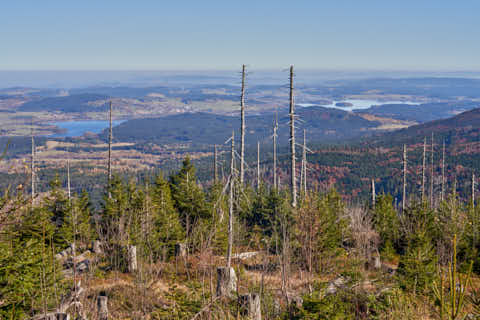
(216, 267), (237, 297)
(97, 295), (108, 320)
(326, 276), (346, 295)
(175, 243), (187, 257)
(128, 245), (137, 272)
(239, 293), (261, 320)
(56, 313), (69, 320)
(92, 240), (103, 254)
(372, 253), (381, 270)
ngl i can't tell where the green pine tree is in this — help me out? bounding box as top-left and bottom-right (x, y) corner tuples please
(169, 157), (210, 236)
(150, 173), (184, 260)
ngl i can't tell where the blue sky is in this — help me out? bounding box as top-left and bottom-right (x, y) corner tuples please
(1, 1), (479, 71)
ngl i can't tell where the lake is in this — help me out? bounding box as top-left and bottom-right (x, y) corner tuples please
(297, 99), (421, 111)
(50, 120), (125, 137)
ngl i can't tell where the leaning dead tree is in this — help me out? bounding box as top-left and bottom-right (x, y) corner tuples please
(240, 64), (246, 186)
(289, 65), (297, 208)
(107, 100), (113, 187)
(403, 144), (407, 211)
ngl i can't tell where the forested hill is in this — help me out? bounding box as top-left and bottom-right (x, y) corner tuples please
(366, 107), (480, 147)
(108, 106), (380, 146)
(18, 93), (109, 113)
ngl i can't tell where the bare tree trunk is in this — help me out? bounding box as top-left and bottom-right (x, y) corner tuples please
(273, 114), (278, 189)
(107, 101), (113, 192)
(430, 132), (434, 205)
(67, 150), (71, 201)
(240, 65), (246, 186)
(280, 210), (290, 306)
(302, 129), (307, 196)
(473, 172), (476, 209)
(422, 137), (426, 202)
(371, 178), (376, 209)
(403, 144), (407, 212)
(227, 131), (235, 268)
(214, 144), (218, 183)
(31, 129), (35, 205)
(441, 139), (446, 202)
(289, 65), (297, 208)
(257, 141), (260, 191)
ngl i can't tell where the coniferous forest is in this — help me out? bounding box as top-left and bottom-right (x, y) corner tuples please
(2, 67), (480, 320)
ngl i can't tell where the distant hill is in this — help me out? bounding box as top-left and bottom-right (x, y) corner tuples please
(107, 106), (381, 147)
(368, 107), (480, 146)
(18, 94), (108, 113)
(323, 77), (480, 99)
(357, 101), (479, 123)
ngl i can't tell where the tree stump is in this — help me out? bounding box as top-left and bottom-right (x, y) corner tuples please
(175, 243), (187, 258)
(216, 267), (237, 297)
(128, 245), (137, 272)
(239, 293), (261, 320)
(373, 253), (381, 270)
(97, 295), (108, 320)
(56, 314), (69, 320)
(92, 240), (103, 254)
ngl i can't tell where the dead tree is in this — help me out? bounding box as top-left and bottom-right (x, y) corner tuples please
(289, 65), (297, 208)
(31, 129), (35, 205)
(227, 131), (235, 268)
(215, 131), (239, 298)
(214, 144), (218, 183)
(107, 101), (113, 189)
(403, 144), (407, 212)
(430, 133), (434, 205)
(240, 64), (246, 186)
(473, 172), (476, 209)
(66, 150), (71, 201)
(371, 178), (376, 209)
(257, 141), (260, 191)
(273, 113), (278, 189)
(441, 139), (446, 202)
(422, 137), (426, 202)
(301, 129), (307, 196)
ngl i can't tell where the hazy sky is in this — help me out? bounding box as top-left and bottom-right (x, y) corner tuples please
(2, 1), (479, 71)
